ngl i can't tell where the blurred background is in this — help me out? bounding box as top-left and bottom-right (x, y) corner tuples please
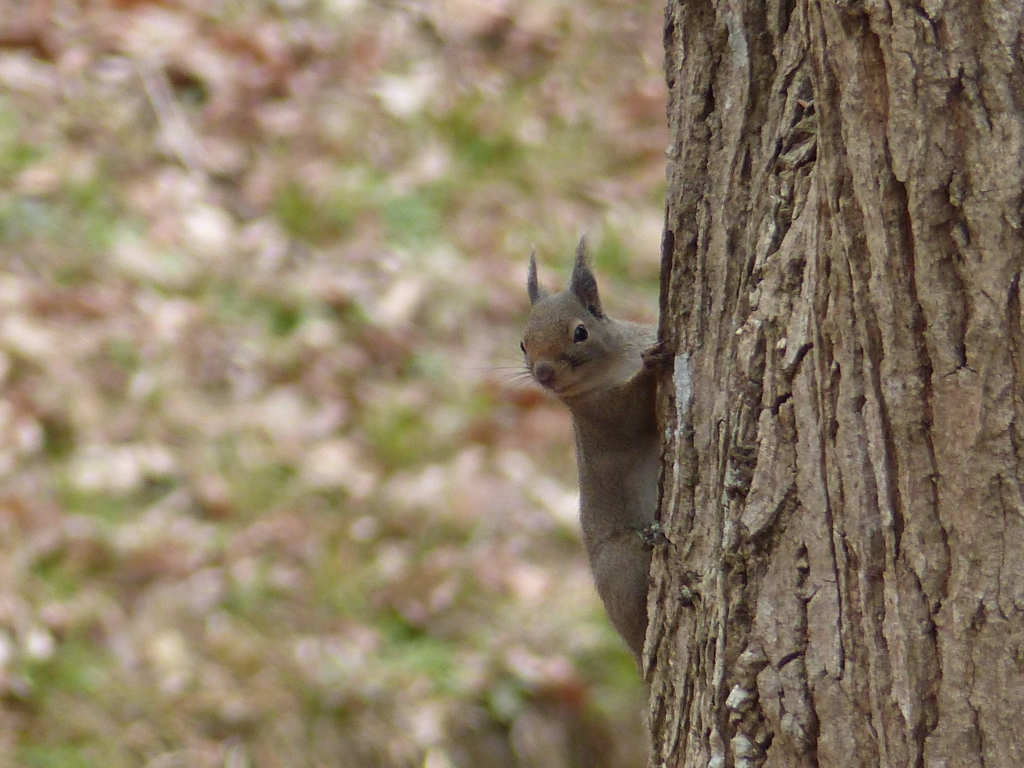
(0, 0), (666, 765)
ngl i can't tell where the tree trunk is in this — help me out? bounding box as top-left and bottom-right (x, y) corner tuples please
(648, 2), (1024, 767)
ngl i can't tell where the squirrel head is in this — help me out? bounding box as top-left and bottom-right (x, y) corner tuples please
(521, 236), (635, 399)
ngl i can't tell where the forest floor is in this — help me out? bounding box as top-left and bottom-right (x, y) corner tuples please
(0, 1), (667, 765)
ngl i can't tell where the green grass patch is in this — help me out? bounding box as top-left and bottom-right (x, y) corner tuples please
(362, 403), (435, 468)
(226, 461), (299, 517)
(591, 230), (631, 278)
(439, 107), (521, 173)
(0, 96), (39, 177)
(40, 415), (76, 460)
(274, 181), (357, 243)
(61, 178), (120, 253)
(379, 616), (459, 690)
(24, 637), (113, 699)
(268, 300), (303, 337)
(55, 487), (134, 524)
(18, 743), (98, 768)
(106, 337), (141, 372)
(379, 191), (442, 245)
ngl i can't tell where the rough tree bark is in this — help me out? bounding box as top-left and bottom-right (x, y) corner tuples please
(647, 2), (1024, 767)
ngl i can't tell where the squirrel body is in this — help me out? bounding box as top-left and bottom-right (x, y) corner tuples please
(521, 237), (660, 662)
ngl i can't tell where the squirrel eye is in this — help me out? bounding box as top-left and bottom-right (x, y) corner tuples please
(573, 324), (588, 342)
(520, 341), (526, 354)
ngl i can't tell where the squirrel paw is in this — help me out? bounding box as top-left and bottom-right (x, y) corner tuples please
(641, 340), (675, 370)
(638, 522), (670, 549)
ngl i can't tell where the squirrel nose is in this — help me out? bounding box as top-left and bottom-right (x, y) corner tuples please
(534, 362), (557, 387)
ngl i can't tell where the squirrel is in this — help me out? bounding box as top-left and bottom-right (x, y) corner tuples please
(521, 235), (662, 664)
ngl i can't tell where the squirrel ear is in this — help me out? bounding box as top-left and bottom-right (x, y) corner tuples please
(527, 248), (548, 305)
(569, 235), (604, 318)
